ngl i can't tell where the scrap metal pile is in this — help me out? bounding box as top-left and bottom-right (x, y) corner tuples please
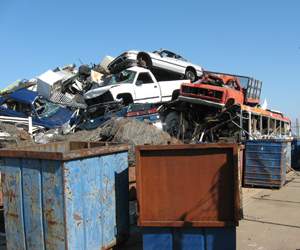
(0, 48), (291, 148)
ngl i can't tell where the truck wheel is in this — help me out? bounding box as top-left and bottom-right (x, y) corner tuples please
(164, 112), (180, 137)
(171, 90), (180, 101)
(117, 94), (133, 106)
(185, 68), (196, 82)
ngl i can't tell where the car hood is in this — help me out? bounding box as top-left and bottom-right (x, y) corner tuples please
(39, 107), (74, 128)
(84, 85), (119, 99)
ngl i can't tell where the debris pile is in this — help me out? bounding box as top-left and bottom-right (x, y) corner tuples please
(0, 48), (292, 149)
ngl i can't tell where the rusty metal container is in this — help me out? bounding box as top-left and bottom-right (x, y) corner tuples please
(0, 141), (129, 250)
(244, 140), (289, 188)
(136, 144), (240, 228)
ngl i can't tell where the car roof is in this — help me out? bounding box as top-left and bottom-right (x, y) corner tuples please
(8, 89), (38, 104)
(126, 66), (151, 73)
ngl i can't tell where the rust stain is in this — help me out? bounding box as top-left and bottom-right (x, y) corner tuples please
(7, 212), (19, 218)
(73, 213), (82, 221)
(48, 220), (58, 226)
(4, 190), (16, 202)
(73, 213), (83, 226)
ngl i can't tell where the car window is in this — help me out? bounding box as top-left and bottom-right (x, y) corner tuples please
(136, 73), (154, 84)
(227, 80), (240, 91)
(160, 50), (176, 58)
(104, 70), (136, 85)
(34, 97), (60, 118)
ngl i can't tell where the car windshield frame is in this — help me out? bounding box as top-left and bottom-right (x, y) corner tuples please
(33, 96), (61, 119)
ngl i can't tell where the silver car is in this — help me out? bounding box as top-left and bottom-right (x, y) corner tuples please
(108, 49), (203, 82)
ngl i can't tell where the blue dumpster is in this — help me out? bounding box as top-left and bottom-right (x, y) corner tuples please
(0, 141), (129, 250)
(292, 139), (300, 170)
(143, 227), (236, 250)
(244, 140), (290, 188)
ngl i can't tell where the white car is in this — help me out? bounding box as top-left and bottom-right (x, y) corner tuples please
(84, 66), (190, 106)
(107, 49), (203, 82)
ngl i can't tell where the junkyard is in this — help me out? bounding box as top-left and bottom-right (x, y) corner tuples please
(0, 47), (298, 250)
(1, 1), (299, 249)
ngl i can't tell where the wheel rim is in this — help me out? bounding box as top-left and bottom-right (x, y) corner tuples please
(186, 71), (196, 82)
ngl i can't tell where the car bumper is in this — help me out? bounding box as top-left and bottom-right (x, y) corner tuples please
(178, 95), (225, 108)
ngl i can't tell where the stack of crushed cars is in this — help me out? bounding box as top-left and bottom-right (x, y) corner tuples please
(0, 48), (290, 146)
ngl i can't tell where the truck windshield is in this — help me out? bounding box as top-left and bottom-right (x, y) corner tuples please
(34, 97), (60, 118)
(104, 70), (136, 85)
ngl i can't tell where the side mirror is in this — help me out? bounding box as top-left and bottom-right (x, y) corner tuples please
(136, 80), (143, 86)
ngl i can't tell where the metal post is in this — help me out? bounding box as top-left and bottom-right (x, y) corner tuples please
(28, 116), (33, 135)
(248, 111), (252, 140)
(267, 117), (270, 137)
(260, 115), (263, 135)
(240, 108), (243, 140)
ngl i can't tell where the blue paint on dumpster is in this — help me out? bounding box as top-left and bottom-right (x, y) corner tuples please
(291, 139), (300, 170)
(142, 227), (236, 250)
(244, 140), (289, 188)
(0, 142), (129, 250)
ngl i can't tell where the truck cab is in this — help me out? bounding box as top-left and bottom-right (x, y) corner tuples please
(179, 72), (262, 109)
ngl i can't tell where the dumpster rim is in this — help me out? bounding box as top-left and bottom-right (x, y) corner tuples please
(0, 141), (129, 161)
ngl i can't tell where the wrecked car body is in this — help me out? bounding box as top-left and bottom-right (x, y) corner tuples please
(179, 72), (262, 108)
(78, 103), (161, 131)
(108, 49), (203, 82)
(84, 66), (190, 109)
(0, 89), (76, 129)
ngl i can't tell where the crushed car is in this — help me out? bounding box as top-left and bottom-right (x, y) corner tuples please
(179, 72), (262, 108)
(78, 103), (161, 131)
(84, 66), (190, 110)
(107, 49), (203, 82)
(0, 89), (76, 129)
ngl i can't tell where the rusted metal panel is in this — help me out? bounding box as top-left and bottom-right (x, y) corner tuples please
(244, 140), (289, 188)
(42, 160), (66, 250)
(1, 158), (26, 250)
(238, 145), (244, 219)
(0, 141), (129, 250)
(136, 144), (240, 228)
(22, 159), (45, 250)
(0, 141), (128, 161)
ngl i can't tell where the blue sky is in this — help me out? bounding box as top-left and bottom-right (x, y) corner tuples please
(1, 0), (299, 120)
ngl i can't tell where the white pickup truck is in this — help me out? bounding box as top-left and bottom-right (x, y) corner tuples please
(84, 66), (190, 105)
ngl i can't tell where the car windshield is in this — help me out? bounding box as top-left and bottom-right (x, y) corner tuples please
(103, 70), (136, 85)
(34, 97), (61, 118)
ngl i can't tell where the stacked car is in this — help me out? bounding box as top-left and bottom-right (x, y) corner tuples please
(0, 48), (290, 143)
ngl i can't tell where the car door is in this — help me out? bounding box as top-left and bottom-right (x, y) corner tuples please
(134, 72), (161, 103)
(154, 51), (186, 74)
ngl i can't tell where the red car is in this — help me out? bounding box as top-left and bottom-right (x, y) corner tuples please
(179, 72), (261, 108)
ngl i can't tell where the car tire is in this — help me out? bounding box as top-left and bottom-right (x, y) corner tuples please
(185, 69), (196, 82)
(164, 111), (189, 139)
(164, 111), (180, 137)
(137, 55), (152, 69)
